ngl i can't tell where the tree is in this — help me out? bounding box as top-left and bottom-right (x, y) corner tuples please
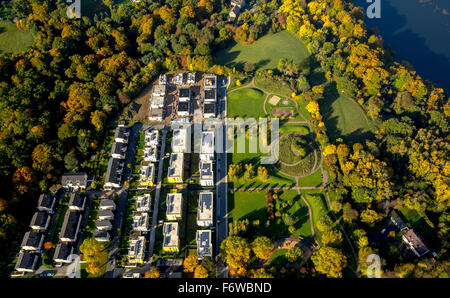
(251, 236), (274, 260)
(311, 246), (347, 278)
(244, 164), (255, 181)
(316, 215), (333, 232)
(64, 151), (78, 171)
(220, 236), (251, 269)
(257, 166), (269, 181)
(252, 268), (274, 278)
(286, 246), (302, 263)
(283, 214), (299, 226)
(44, 241), (53, 250)
(145, 267), (160, 278)
(321, 230), (343, 247)
(79, 238), (105, 275)
(360, 209), (383, 227)
(244, 62), (255, 73)
(183, 255), (199, 273)
(194, 264), (209, 278)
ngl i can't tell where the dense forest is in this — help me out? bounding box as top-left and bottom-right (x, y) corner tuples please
(0, 0), (448, 277)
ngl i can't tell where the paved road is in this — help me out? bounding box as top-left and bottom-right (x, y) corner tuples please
(215, 76), (229, 278)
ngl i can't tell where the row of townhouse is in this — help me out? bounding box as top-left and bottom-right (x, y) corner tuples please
(127, 193), (152, 266)
(93, 198), (117, 243)
(138, 128), (160, 189)
(104, 122), (130, 190)
(149, 84), (166, 121)
(203, 75), (218, 119)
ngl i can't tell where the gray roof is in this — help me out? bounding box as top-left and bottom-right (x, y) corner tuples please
(179, 88), (190, 98)
(100, 199), (115, 208)
(61, 172), (87, 187)
(30, 211), (49, 229)
(403, 229), (430, 256)
(15, 252), (38, 271)
(68, 192), (86, 209)
(94, 230), (110, 239)
(114, 126), (129, 140)
(105, 158), (125, 184)
(37, 194), (55, 211)
(204, 88), (216, 100)
(53, 243), (73, 261)
(98, 209), (114, 218)
(111, 142), (128, 155)
(21, 231), (44, 249)
(203, 103), (216, 114)
(178, 101), (189, 112)
(60, 211), (82, 240)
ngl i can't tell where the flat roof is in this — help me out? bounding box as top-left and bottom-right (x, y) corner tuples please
(204, 75), (216, 88)
(128, 236), (146, 260)
(133, 212), (149, 228)
(197, 230), (212, 257)
(179, 88), (190, 98)
(163, 222), (179, 248)
(203, 102), (216, 114)
(172, 128), (188, 149)
(178, 101), (190, 112)
(152, 84), (166, 95)
(198, 192), (213, 221)
(200, 160), (213, 180)
(201, 131), (214, 154)
(168, 153), (184, 178)
(140, 163), (155, 180)
(166, 193), (183, 217)
(204, 88), (216, 100)
(136, 194), (151, 209)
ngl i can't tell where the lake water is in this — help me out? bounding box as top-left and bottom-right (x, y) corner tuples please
(354, 0), (450, 92)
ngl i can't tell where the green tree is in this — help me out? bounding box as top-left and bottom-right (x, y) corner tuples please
(220, 236), (251, 269)
(251, 236), (274, 260)
(311, 246), (347, 278)
(286, 246), (302, 263)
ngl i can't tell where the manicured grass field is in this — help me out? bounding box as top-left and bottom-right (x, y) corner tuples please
(214, 30), (309, 72)
(227, 87), (266, 118)
(228, 191), (266, 223)
(321, 83), (374, 142)
(0, 20), (35, 54)
(297, 169), (322, 187)
(278, 123), (310, 135)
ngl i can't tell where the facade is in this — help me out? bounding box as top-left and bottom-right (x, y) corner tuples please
(402, 228), (430, 257)
(15, 252), (38, 273)
(61, 172), (88, 191)
(68, 192), (86, 211)
(196, 230), (213, 260)
(53, 244), (74, 264)
(100, 199), (116, 211)
(37, 194), (55, 213)
(200, 131), (215, 161)
(197, 191), (213, 227)
(133, 212), (150, 232)
(163, 222), (180, 253)
(135, 194), (152, 212)
(29, 211), (51, 232)
(203, 102), (216, 118)
(145, 129), (160, 147)
(168, 153), (184, 183)
(128, 235), (146, 264)
(111, 142), (128, 159)
(21, 231), (44, 252)
(104, 157), (125, 189)
(114, 124), (130, 143)
(171, 128), (189, 153)
(59, 211), (82, 242)
(200, 160), (214, 187)
(138, 162), (156, 188)
(166, 193), (183, 221)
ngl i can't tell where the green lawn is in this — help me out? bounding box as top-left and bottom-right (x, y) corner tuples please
(214, 30), (309, 72)
(0, 20), (35, 54)
(228, 191), (266, 223)
(301, 189), (329, 230)
(297, 169), (322, 187)
(254, 76), (295, 97)
(321, 83), (374, 142)
(227, 87), (266, 118)
(278, 123), (310, 135)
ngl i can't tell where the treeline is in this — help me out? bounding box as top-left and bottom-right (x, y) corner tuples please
(280, 0), (449, 277)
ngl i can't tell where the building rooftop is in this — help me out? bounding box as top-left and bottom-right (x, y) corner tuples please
(100, 199), (116, 209)
(128, 236), (146, 262)
(390, 210), (407, 230)
(178, 101), (190, 113)
(60, 211), (82, 241)
(163, 222), (179, 248)
(94, 229), (110, 239)
(152, 84), (166, 97)
(200, 160), (214, 180)
(198, 192), (213, 222)
(204, 88), (216, 101)
(61, 172), (87, 188)
(145, 129), (159, 145)
(53, 243), (73, 261)
(111, 142), (128, 156)
(104, 158), (125, 185)
(37, 194), (55, 211)
(98, 209), (114, 219)
(204, 75), (216, 88)
(30, 211), (49, 230)
(15, 252), (38, 271)
(168, 153), (184, 178)
(403, 228), (430, 257)
(135, 194), (151, 211)
(68, 192), (86, 209)
(166, 193), (183, 218)
(203, 102), (216, 114)
(114, 126), (129, 141)
(133, 212), (150, 230)
(172, 128), (188, 152)
(21, 231), (44, 250)
(179, 88), (190, 99)
(149, 107), (164, 118)
(197, 230), (212, 258)
(201, 131), (214, 154)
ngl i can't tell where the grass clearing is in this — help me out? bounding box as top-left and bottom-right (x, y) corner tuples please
(0, 20), (35, 54)
(214, 30), (309, 72)
(227, 87), (266, 118)
(301, 189), (329, 230)
(254, 76), (295, 97)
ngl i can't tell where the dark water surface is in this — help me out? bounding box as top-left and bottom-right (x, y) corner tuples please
(354, 0), (450, 92)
